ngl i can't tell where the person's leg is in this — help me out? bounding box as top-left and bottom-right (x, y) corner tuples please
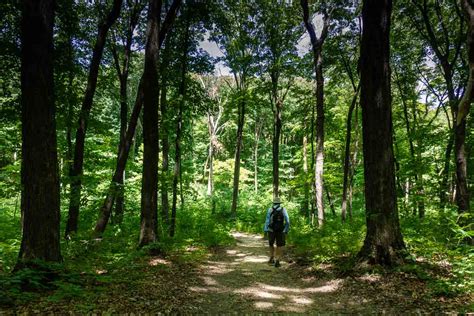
(268, 232), (275, 263)
(274, 232), (285, 267)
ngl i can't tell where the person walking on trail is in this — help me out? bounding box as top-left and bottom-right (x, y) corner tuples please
(264, 197), (290, 268)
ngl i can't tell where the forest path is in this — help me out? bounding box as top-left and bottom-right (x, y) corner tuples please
(185, 232), (352, 313)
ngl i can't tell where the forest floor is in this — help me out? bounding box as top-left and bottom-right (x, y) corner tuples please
(3, 232), (472, 314)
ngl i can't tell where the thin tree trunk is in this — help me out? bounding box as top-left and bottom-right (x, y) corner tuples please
(303, 134), (310, 218)
(110, 4), (141, 224)
(94, 1), (181, 237)
(65, 0), (123, 237)
(139, 0), (161, 247)
(254, 118), (260, 194)
(230, 95), (246, 218)
(301, 0), (329, 227)
(170, 20), (189, 237)
(342, 84), (360, 222)
(272, 99), (282, 199)
(160, 82), (170, 226)
(17, 0), (61, 266)
(94, 80), (144, 236)
(358, 0), (406, 265)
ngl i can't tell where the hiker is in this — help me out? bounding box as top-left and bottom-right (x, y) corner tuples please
(263, 197), (290, 267)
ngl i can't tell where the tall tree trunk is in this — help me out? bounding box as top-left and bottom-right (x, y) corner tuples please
(342, 85), (360, 222)
(94, 80), (144, 236)
(457, 0), (474, 236)
(170, 20), (189, 237)
(254, 118), (261, 194)
(94, 0), (181, 236)
(272, 99), (282, 199)
(440, 133), (454, 205)
(139, 0), (161, 247)
(230, 94), (246, 218)
(301, 0), (329, 227)
(17, 0), (61, 266)
(315, 54), (325, 226)
(303, 134), (310, 218)
(111, 4), (142, 224)
(358, 0), (406, 265)
(160, 82), (170, 226)
(395, 72), (425, 217)
(65, 0), (123, 237)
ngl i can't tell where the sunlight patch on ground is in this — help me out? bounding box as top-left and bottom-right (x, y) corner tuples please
(278, 305), (306, 313)
(148, 258), (171, 266)
(226, 250), (238, 255)
(202, 264), (234, 275)
(242, 255), (268, 263)
(235, 288), (284, 299)
(255, 301), (273, 309)
(201, 276), (218, 286)
(258, 280), (341, 293)
(357, 274), (381, 282)
(290, 295), (313, 305)
(189, 286), (219, 293)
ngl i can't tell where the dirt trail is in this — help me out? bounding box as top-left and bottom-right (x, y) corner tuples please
(183, 232), (471, 314)
(185, 232), (353, 313)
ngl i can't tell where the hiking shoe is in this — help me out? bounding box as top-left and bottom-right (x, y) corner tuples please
(274, 260), (280, 268)
(268, 257), (275, 264)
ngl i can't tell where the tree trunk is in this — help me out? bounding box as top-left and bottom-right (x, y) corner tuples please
(65, 0), (123, 237)
(17, 0), (61, 266)
(111, 4), (141, 224)
(314, 54), (325, 227)
(439, 133), (454, 205)
(94, 0), (181, 236)
(160, 82), (170, 227)
(272, 100), (282, 199)
(230, 95), (246, 218)
(94, 80), (144, 236)
(170, 20), (189, 237)
(301, 0), (329, 227)
(358, 0), (406, 266)
(342, 85), (360, 222)
(303, 134), (310, 218)
(139, 0), (161, 247)
(254, 118), (261, 194)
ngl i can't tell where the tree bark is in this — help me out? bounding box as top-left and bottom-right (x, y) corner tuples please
(230, 95), (246, 218)
(17, 0), (61, 266)
(272, 99), (282, 199)
(94, 79), (144, 236)
(110, 3), (142, 225)
(160, 81), (170, 226)
(301, 0), (329, 227)
(170, 19), (190, 237)
(342, 84), (360, 222)
(93, 0), (181, 236)
(65, 0), (123, 237)
(139, 0), (161, 247)
(303, 134), (309, 217)
(358, 0), (406, 265)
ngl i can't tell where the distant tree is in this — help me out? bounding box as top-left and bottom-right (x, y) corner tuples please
(256, 0), (301, 200)
(212, 1), (258, 219)
(17, 0), (61, 267)
(358, 0), (406, 265)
